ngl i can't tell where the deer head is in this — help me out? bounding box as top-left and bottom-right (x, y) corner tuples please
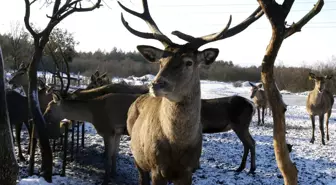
(9, 64), (29, 89)
(118, 0), (264, 102)
(87, 70), (111, 89)
(249, 82), (263, 99)
(44, 92), (64, 125)
(309, 72), (333, 93)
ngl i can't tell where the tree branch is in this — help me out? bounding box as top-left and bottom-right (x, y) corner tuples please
(58, 0), (102, 21)
(284, 0), (324, 39)
(282, 0), (294, 19)
(24, 0), (37, 38)
(52, 0), (61, 17)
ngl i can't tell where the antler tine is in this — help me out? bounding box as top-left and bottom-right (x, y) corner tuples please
(173, 6), (264, 49)
(118, 0), (175, 47)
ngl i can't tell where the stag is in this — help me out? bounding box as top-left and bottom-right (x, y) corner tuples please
(118, 0), (263, 184)
(306, 72), (334, 145)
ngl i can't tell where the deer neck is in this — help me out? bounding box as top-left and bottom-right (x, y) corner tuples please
(22, 84), (29, 96)
(159, 80), (202, 146)
(311, 88), (324, 105)
(61, 100), (93, 122)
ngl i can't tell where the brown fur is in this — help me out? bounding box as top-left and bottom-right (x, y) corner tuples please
(306, 72), (334, 145)
(44, 92), (140, 184)
(124, 43), (218, 185)
(249, 82), (270, 125)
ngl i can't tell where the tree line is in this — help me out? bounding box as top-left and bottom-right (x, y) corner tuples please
(1, 28), (336, 94)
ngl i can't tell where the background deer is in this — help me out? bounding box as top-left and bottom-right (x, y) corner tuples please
(44, 91), (140, 184)
(118, 0), (263, 184)
(6, 89), (31, 161)
(306, 72), (334, 145)
(249, 82), (269, 125)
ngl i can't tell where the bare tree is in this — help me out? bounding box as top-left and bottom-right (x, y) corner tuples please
(0, 47), (19, 185)
(256, 0), (324, 184)
(8, 22), (32, 69)
(23, 0), (102, 182)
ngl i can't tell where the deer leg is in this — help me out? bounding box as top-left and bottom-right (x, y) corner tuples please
(319, 114), (325, 145)
(257, 108), (261, 125)
(15, 122), (26, 162)
(102, 135), (114, 185)
(173, 171), (192, 185)
(28, 123), (37, 176)
(310, 115), (315, 144)
(135, 162), (150, 185)
(233, 129), (256, 174)
(261, 107), (265, 125)
(151, 170), (167, 185)
(326, 110), (331, 141)
(24, 121), (32, 155)
(61, 122), (69, 177)
(111, 134), (121, 176)
(81, 122), (85, 148)
(71, 122), (75, 161)
(76, 122), (79, 154)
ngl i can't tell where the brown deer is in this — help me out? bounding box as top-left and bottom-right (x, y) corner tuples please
(306, 72), (334, 145)
(249, 82), (269, 125)
(44, 91), (140, 185)
(91, 71), (257, 173)
(118, 0), (263, 184)
(6, 89), (31, 161)
(86, 70), (111, 89)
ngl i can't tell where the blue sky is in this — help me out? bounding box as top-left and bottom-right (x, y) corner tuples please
(0, 0), (335, 67)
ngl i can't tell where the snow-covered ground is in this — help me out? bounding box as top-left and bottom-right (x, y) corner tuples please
(14, 75), (336, 185)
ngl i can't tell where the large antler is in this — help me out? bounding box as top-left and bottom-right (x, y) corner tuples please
(117, 0), (176, 48)
(173, 6), (264, 49)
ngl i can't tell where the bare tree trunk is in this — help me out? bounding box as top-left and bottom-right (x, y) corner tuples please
(28, 47), (53, 182)
(261, 30), (298, 185)
(257, 0), (324, 184)
(0, 47), (19, 185)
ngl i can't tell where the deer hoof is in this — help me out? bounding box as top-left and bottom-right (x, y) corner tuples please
(248, 170), (256, 175)
(327, 135), (330, 141)
(19, 156), (26, 162)
(235, 167), (244, 173)
(310, 138), (315, 144)
(322, 140), (325, 145)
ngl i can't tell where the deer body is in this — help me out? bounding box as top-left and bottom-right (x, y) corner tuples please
(249, 82), (269, 125)
(201, 96), (256, 172)
(6, 89), (31, 161)
(44, 92), (140, 184)
(128, 88), (203, 181)
(306, 72), (334, 145)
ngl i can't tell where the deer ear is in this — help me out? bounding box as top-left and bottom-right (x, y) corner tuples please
(100, 73), (107, 78)
(137, 45), (164, 63)
(325, 75), (333, 80)
(90, 74), (97, 82)
(52, 92), (62, 104)
(46, 86), (54, 94)
(309, 72), (316, 80)
(94, 70), (100, 77)
(199, 48), (219, 65)
(248, 82), (256, 87)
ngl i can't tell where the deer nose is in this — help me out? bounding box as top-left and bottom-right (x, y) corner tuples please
(150, 78), (168, 90)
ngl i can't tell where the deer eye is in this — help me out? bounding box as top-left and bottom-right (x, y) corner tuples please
(185, 60), (193, 67)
